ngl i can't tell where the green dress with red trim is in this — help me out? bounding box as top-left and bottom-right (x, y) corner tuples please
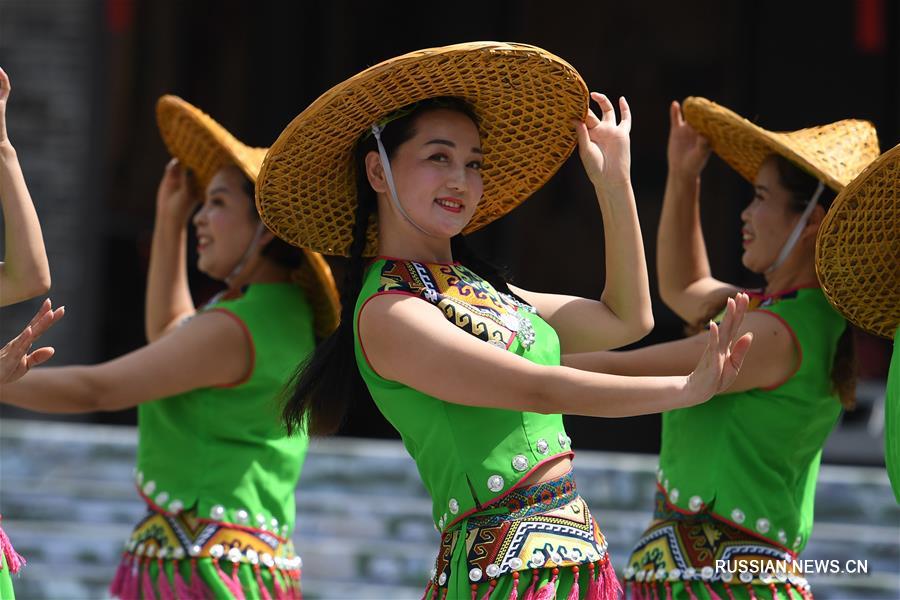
(109, 282), (315, 600)
(354, 258), (621, 600)
(626, 286), (845, 600)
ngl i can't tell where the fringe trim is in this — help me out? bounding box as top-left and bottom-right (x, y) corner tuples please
(0, 524), (25, 574)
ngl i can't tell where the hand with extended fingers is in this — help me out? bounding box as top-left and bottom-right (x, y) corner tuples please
(574, 92), (632, 192)
(156, 158), (200, 223)
(0, 299), (65, 384)
(667, 100), (711, 181)
(684, 293), (753, 405)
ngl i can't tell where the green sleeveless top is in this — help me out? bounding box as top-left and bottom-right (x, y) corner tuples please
(354, 259), (573, 531)
(658, 286), (845, 553)
(136, 282), (315, 537)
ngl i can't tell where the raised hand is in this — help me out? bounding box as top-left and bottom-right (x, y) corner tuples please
(684, 293), (753, 403)
(0, 298), (65, 384)
(667, 100), (710, 180)
(156, 158), (199, 223)
(574, 92), (631, 191)
(0, 67), (10, 146)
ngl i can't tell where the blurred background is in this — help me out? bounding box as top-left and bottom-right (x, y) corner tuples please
(0, 0), (898, 598)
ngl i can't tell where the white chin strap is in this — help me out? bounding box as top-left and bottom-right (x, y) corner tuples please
(371, 123), (436, 237)
(765, 180), (825, 274)
(224, 221), (268, 288)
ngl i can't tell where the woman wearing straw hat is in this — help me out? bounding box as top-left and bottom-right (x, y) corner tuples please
(257, 42), (752, 600)
(0, 65), (66, 600)
(817, 141), (900, 503)
(1, 95), (339, 600)
(572, 98), (879, 599)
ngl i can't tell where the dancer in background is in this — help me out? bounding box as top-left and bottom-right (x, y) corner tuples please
(566, 97), (878, 599)
(1, 95), (339, 600)
(0, 65), (65, 600)
(257, 42), (752, 599)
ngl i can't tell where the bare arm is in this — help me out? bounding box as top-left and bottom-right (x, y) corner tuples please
(656, 100), (738, 324)
(144, 159), (198, 342)
(0, 67), (51, 305)
(513, 93), (652, 353)
(0, 310), (250, 413)
(563, 309), (797, 394)
(358, 293), (751, 418)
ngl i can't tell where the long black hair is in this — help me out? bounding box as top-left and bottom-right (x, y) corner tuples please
(282, 97), (526, 436)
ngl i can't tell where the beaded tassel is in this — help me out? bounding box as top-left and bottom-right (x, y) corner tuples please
(745, 583), (759, 600)
(587, 562), (602, 600)
(157, 558), (174, 600)
(565, 565), (580, 600)
(651, 580), (661, 600)
(123, 554), (141, 600)
(189, 558), (209, 600)
(0, 524), (24, 575)
(684, 580), (699, 600)
(212, 557), (244, 600)
(664, 580), (673, 600)
(523, 569), (540, 600)
(508, 571), (520, 600)
(534, 567), (559, 600)
(252, 564), (273, 600)
(231, 561), (247, 600)
(268, 565), (287, 600)
(723, 582), (737, 600)
(172, 559), (191, 600)
(422, 580), (434, 600)
(480, 579), (498, 600)
(471, 583), (480, 600)
(599, 559), (622, 600)
(769, 583), (779, 600)
(702, 581), (722, 600)
(141, 558), (158, 600)
(108, 552), (131, 598)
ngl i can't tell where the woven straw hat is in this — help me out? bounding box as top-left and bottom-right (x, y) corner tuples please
(256, 41), (589, 257)
(682, 97), (879, 192)
(156, 95), (340, 337)
(816, 142), (900, 339)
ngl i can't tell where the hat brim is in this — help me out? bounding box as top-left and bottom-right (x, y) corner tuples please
(816, 142), (900, 339)
(256, 41), (589, 257)
(156, 95), (341, 336)
(683, 97), (879, 192)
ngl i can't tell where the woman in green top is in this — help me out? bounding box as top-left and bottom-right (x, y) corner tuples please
(569, 99), (879, 599)
(1, 96), (339, 599)
(256, 42), (752, 600)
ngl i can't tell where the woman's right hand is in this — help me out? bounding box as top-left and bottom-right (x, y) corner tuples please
(156, 158), (199, 223)
(667, 100), (711, 181)
(683, 293), (753, 405)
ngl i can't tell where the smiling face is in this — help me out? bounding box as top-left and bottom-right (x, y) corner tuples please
(192, 165), (260, 280)
(739, 157), (808, 273)
(371, 108), (484, 240)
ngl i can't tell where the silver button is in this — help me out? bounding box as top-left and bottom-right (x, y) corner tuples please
(668, 488), (680, 503)
(635, 570), (646, 583)
(469, 567), (483, 582)
(530, 551), (546, 567)
(256, 514), (267, 527)
(210, 505), (225, 520)
(155, 492), (169, 506)
(438, 571), (447, 586)
(664, 479), (669, 491)
(487, 474), (504, 492)
(756, 518), (770, 534)
(172, 547), (185, 560)
(270, 518), (279, 530)
(550, 551), (562, 564)
(246, 549), (259, 565)
(143, 480), (156, 495)
(778, 530), (787, 544)
(438, 515), (445, 529)
(261, 553), (274, 568)
(655, 569), (667, 581)
(486, 563), (501, 578)
(227, 547), (242, 563)
(189, 545), (202, 557)
(558, 432), (569, 447)
(793, 535), (802, 549)
(448, 498), (459, 514)
(740, 571), (753, 583)
(656, 468), (663, 483)
(501, 313), (521, 332)
(136, 471), (144, 485)
(209, 544), (225, 559)
(512, 454), (529, 472)
(701, 566), (714, 580)
(731, 508), (745, 524)
(145, 545), (156, 558)
(685, 567), (696, 580)
(168, 500), (184, 513)
(236, 509), (249, 524)
(689, 495), (703, 512)
(623, 566), (635, 580)
(722, 571), (733, 583)
(507, 558), (523, 570)
(669, 568), (681, 580)
(535, 439), (549, 454)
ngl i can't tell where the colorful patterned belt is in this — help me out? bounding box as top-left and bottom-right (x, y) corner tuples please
(109, 501), (301, 600)
(426, 471), (621, 599)
(625, 490), (812, 600)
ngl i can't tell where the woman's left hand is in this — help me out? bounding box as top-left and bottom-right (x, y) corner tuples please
(0, 299), (64, 384)
(574, 92), (631, 192)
